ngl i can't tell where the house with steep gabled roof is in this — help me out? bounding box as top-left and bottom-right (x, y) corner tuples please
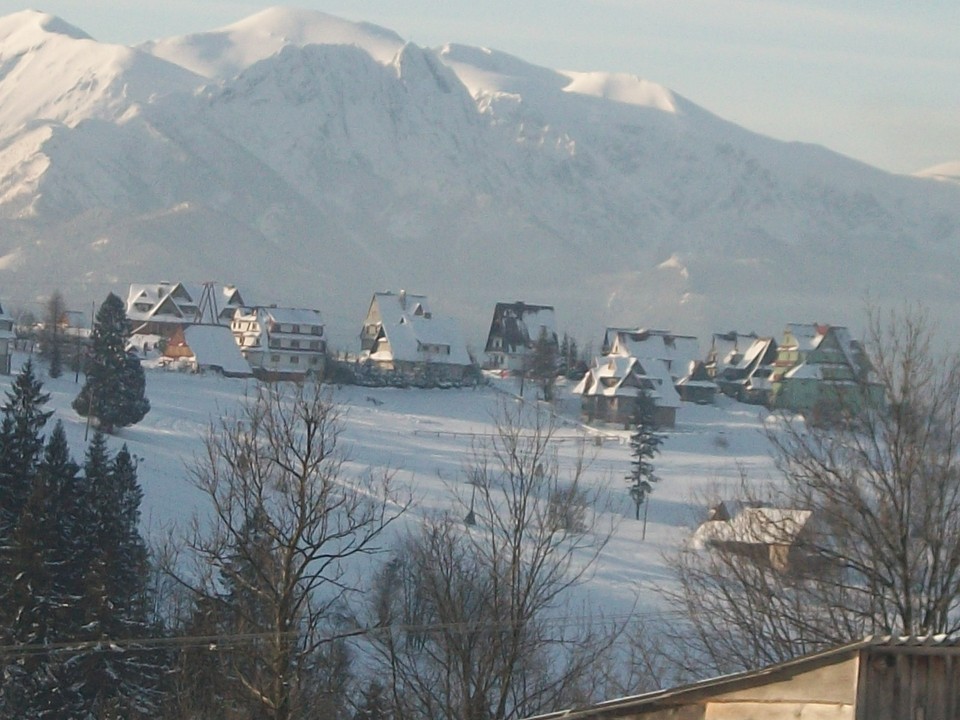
(712, 334), (779, 405)
(483, 301), (558, 371)
(125, 282), (245, 341)
(231, 306), (326, 381)
(573, 354), (680, 428)
(359, 291), (474, 385)
(769, 323), (881, 419)
(604, 327), (701, 383)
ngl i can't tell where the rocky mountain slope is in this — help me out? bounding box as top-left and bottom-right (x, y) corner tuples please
(1, 7), (957, 348)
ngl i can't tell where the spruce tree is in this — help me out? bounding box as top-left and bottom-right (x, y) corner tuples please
(625, 389), (665, 538)
(0, 360), (53, 534)
(73, 293), (150, 433)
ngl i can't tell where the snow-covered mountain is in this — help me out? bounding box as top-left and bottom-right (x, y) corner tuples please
(1, 7), (958, 348)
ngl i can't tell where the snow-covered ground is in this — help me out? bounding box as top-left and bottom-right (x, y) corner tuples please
(2, 353), (777, 621)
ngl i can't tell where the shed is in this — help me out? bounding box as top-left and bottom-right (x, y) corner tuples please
(525, 635), (960, 720)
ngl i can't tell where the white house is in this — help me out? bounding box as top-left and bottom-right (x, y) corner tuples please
(359, 291), (473, 384)
(603, 327), (701, 381)
(231, 306), (326, 380)
(573, 354), (681, 428)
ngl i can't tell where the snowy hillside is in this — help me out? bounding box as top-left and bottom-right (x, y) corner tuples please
(1, 7), (959, 349)
(2, 353), (776, 621)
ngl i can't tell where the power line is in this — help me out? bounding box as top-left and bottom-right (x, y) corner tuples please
(0, 607), (682, 659)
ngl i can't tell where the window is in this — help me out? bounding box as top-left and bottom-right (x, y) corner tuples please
(291, 340), (300, 349)
(292, 324), (300, 334)
(311, 325), (322, 336)
(309, 341), (321, 350)
(271, 354), (280, 362)
(290, 355), (299, 364)
(309, 356), (319, 365)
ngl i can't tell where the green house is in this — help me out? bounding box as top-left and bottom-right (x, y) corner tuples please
(769, 323), (882, 419)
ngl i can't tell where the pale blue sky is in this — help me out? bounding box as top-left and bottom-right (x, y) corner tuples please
(3, 1), (957, 173)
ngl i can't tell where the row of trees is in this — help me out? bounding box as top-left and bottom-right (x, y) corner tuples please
(0, 362), (160, 718)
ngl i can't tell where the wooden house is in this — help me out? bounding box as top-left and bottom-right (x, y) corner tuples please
(231, 306), (326, 381)
(0, 298), (14, 375)
(690, 505), (816, 573)
(712, 335), (779, 405)
(675, 360), (717, 404)
(524, 635), (960, 720)
(573, 355), (680, 428)
(359, 291), (474, 384)
(483, 301), (558, 371)
(706, 331), (760, 377)
(125, 282), (245, 342)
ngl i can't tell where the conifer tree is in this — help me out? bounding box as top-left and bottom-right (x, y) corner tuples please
(73, 293), (150, 433)
(626, 390), (665, 538)
(0, 360), (52, 534)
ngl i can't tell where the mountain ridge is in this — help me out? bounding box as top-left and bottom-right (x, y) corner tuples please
(0, 6), (957, 349)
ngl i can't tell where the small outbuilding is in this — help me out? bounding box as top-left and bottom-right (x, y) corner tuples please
(525, 635), (960, 720)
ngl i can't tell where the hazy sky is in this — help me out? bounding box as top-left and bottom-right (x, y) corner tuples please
(3, 1), (957, 174)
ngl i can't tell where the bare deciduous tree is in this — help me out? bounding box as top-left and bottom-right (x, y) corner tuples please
(658, 307), (960, 678)
(166, 383), (404, 720)
(366, 400), (620, 720)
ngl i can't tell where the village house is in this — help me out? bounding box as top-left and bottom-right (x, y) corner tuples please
(358, 290), (474, 384)
(526, 635), (960, 720)
(125, 282), (245, 348)
(769, 323), (881, 419)
(231, 306), (326, 381)
(573, 354), (681, 428)
(605, 328), (711, 396)
(709, 332), (779, 405)
(0, 298), (14, 374)
(575, 328), (709, 424)
(690, 504), (817, 573)
(482, 301), (558, 371)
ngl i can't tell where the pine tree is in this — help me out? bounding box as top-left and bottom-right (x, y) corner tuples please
(0, 360), (53, 534)
(625, 390), (665, 538)
(73, 293), (150, 433)
(528, 327), (559, 401)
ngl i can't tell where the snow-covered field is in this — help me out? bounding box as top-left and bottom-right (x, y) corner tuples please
(2, 353), (777, 620)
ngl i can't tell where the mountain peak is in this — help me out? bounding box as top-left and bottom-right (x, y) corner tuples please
(139, 5), (405, 79)
(0, 9), (92, 47)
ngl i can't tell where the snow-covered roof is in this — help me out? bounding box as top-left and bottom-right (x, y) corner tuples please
(606, 328), (700, 377)
(126, 282), (244, 324)
(484, 301), (557, 354)
(366, 292), (471, 366)
(574, 355), (681, 408)
(780, 323), (864, 377)
(690, 507), (813, 549)
(183, 324), (252, 376)
(261, 306), (324, 327)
